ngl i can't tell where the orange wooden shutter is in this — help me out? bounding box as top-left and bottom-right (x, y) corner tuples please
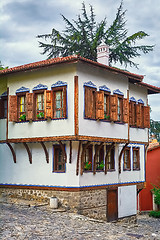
(9, 95), (17, 122)
(129, 102), (133, 126)
(26, 93), (34, 121)
(85, 87), (91, 118)
(143, 106), (150, 128)
(123, 98), (129, 123)
(110, 95), (118, 121)
(136, 103), (141, 127)
(44, 90), (53, 118)
(96, 91), (104, 120)
(63, 86), (67, 118)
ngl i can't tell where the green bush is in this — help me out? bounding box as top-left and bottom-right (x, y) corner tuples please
(149, 211), (160, 218)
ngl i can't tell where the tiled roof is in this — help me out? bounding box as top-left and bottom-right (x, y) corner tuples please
(0, 55), (160, 94)
(0, 55), (144, 81)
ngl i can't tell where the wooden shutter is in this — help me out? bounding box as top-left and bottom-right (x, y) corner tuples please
(9, 95), (17, 122)
(26, 93), (34, 121)
(63, 86), (67, 118)
(96, 91), (104, 120)
(129, 102), (133, 126)
(85, 87), (92, 118)
(44, 90), (53, 119)
(110, 95), (118, 121)
(136, 103), (142, 128)
(143, 106), (150, 128)
(123, 98), (129, 123)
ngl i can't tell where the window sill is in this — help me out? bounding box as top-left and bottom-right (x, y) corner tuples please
(107, 169), (115, 172)
(133, 168), (140, 171)
(123, 169), (131, 171)
(52, 171), (65, 173)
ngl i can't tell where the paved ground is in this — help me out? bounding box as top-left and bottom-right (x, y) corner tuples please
(0, 202), (160, 240)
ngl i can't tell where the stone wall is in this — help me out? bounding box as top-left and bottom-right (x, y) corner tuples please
(0, 187), (107, 220)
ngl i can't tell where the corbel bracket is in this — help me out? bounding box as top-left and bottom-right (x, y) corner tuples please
(23, 142), (32, 164)
(40, 142), (49, 163)
(6, 142), (16, 163)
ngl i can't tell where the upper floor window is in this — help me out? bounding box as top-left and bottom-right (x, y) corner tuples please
(117, 96), (123, 122)
(133, 147), (140, 170)
(0, 91), (8, 119)
(17, 94), (26, 121)
(129, 97), (137, 127)
(52, 81), (67, 119)
(35, 92), (45, 119)
(123, 147), (131, 171)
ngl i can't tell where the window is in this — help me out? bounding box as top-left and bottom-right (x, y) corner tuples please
(95, 145), (104, 171)
(17, 94), (26, 121)
(84, 86), (96, 119)
(52, 86), (67, 119)
(83, 145), (93, 171)
(123, 147), (131, 171)
(35, 92), (44, 119)
(53, 145), (65, 172)
(104, 93), (110, 120)
(133, 147), (140, 170)
(0, 92), (8, 119)
(117, 96), (123, 122)
(106, 145), (115, 170)
(129, 100), (136, 126)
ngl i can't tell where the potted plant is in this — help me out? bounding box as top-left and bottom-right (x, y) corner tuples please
(84, 161), (92, 170)
(104, 114), (110, 120)
(19, 114), (26, 122)
(37, 111), (44, 119)
(98, 161), (104, 170)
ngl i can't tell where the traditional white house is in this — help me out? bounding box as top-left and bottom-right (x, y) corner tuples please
(0, 46), (160, 221)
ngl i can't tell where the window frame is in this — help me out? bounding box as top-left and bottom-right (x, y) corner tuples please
(34, 90), (45, 120)
(52, 86), (67, 119)
(104, 92), (110, 120)
(123, 147), (131, 171)
(83, 144), (93, 172)
(117, 95), (123, 122)
(16, 92), (27, 122)
(106, 145), (115, 171)
(53, 145), (66, 173)
(132, 147), (140, 171)
(95, 145), (104, 171)
(0, 94), (8, 119)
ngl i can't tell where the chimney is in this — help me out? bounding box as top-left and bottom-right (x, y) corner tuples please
(97, 42), (109, 65)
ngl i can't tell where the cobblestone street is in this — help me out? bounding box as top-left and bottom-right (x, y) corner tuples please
(0, 203), (160, 240)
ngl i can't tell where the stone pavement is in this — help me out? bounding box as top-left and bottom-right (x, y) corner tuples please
(0, 202), (160, 240)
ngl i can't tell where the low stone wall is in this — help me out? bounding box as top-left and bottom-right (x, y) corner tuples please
(0, 187), (107, 220)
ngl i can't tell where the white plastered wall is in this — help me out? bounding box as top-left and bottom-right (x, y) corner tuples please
(0, 141), (80, 187)
(77, 63), (129, 139)
(7, 64), (77, 139)
(118, 185), (137, 218)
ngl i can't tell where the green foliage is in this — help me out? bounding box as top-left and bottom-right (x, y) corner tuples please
(0, 61), (8, 70)
(152, 185), (160, 206)
(84, 161), (92, 170)
(37, 1), (154, 68)
(150, 119), (160, 142)
(149, 211), (160, 218)
(19, 114), (26, 122)
(37, 112), (44, 119)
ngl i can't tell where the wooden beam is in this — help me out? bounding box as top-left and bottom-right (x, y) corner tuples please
(6, 142), (16, 163)
(118, 143), (129, 174)
(93, 142), (104, 175)
(6, 87), (9, 141)
(23, 142), (32, 164)
(58, 141), (67, 162)
(74, 76), (79, 136)
(105, 143), (114, 174)
(40, 142), (49, 163)
(69, 140), (72, 164)
(76, 140), (82, 176)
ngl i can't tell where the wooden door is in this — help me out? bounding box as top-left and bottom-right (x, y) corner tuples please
(107, 188), (118, 222)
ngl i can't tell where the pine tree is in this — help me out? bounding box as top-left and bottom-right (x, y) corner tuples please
(37, 1), (154, 68)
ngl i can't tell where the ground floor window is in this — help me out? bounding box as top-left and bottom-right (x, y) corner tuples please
(53, 145), (65, 172)
(83, 145), (93, 171)
(133, 147), (140, 170)
(123, 147), (131, 171)
(95, 145), (104, 171)
(106, 145), (115, 171)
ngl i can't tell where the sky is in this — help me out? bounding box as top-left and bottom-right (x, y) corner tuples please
(0, 0), (160, 120)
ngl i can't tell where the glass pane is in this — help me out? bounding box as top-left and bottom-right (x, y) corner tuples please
(56, 91), (61, 100)
(56, 110), (60, 118)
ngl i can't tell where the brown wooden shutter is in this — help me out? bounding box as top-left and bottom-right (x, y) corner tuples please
(123, 98), (129, 123)
(85, 87), (92, 118)
(9, 95), (17, 122)
(129, 102), (133, 126)
(63, 86), (67, 118)
(26, 93), (34, 121)
(136, 103), (141, 127)
(0, 99), (3, 119)
(110, 95), (118, 121)
(96, 91), (104, 120)
(44, 90), (53, 119)
(143, 105), (150, 128)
